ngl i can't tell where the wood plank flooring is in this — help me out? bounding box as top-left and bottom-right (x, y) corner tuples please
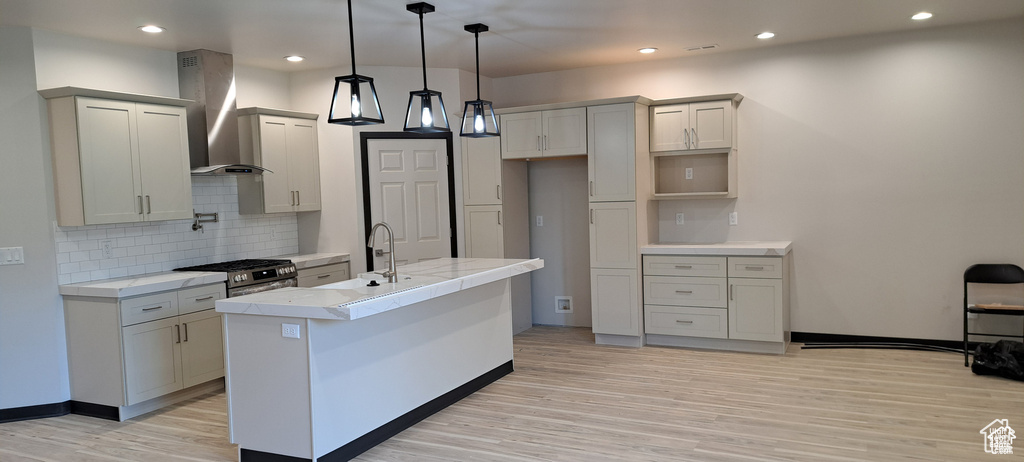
(2, 326), (1021, 461)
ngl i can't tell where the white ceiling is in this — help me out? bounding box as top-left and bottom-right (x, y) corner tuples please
(2, 0), (1022, 78)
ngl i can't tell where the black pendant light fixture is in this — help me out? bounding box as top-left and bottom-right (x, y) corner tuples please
(328, 0), (384, 125)
(460, 24), (499, 138)
(404, 2), (450, 133)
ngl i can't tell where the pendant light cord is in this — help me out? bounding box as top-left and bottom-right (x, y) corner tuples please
(418, 10), (428, 90)
(347, 0), (357, 72)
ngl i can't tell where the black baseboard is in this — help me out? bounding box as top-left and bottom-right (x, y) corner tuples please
(0, 401), (70, 424)
(792, 331), (962, 350)
(240, 360), (514, 462)
(70, 401), (120, 421)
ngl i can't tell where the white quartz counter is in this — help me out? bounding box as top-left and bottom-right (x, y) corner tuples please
(642, 241), (792, 256)
(216, 258), (544, 321)
(58, 271), (226, 298)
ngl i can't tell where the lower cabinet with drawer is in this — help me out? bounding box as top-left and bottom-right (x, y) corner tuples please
(297, 262), (350, 287)
(643, 254), (789, 354)
(64, 283), (227, 421)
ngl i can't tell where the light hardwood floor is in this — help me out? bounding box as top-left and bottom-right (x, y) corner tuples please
(2, 327), (1021, 461)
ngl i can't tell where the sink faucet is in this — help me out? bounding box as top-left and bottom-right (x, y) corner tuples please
(367, 222), (398, 283)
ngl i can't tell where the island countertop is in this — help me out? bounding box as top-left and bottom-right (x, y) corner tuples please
(642, 241), (792, 256)
(216, 257), (543, 321)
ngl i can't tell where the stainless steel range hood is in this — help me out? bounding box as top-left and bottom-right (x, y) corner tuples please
(177, 49), (269, 175)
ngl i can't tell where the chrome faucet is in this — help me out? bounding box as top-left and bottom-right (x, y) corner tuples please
(367, 222), (398, 283)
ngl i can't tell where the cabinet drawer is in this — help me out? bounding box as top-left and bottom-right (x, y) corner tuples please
(643, 255), (726, 277)
(729, 257), (783, 279)
(177, 284), (226, 315)
(643, 276), (727, 308)
(297, 263), (350, 288)
(120, 292), (178, 326)
(644, 305), (728, 339)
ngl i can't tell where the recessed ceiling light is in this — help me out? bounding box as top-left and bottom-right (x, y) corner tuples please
(285, 56), (305, 62)
(911, 12), (933, 21)
(138, 25), (165, 34)
(756, 32), (775, 40)
(638, 47), (658, 54)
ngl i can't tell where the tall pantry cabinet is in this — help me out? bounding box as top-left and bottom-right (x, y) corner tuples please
(461, 136), (533, 334)
(587, 102), (655, 347)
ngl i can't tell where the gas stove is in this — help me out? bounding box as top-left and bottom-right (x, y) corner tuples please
(174, 259), (297, 292)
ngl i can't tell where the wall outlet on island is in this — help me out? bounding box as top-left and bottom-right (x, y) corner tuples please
(282, 323), (301, 339)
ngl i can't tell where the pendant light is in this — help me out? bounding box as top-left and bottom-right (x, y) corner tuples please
(460, 24), (499, 138)
(328, 0), (384, 125)
(404, 2), (450, 133)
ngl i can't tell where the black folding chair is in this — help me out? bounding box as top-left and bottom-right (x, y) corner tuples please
(963, 264), (1024, 366)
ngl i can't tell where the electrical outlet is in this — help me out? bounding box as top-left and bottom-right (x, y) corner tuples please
(282, 323), (301, 339)
(675, 213), (684, 225)
(555, 296), (573, 313)
(729, 212), (738, 226)
(685, 167), (693, 180)
(101, 240), (113, 259)
(536, 216), (543, 227)
(270, 226), (278, 240)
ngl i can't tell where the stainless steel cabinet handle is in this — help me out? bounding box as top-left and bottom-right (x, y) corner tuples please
(137, 196), (143, 214)
(536, 135), (541, 151)
(296, 191), (300, 205)
(497, 185), (501, 200)
(497, 211), (502, 225)
(658, 110), (683, 114)
(141, 305), (163, 312)
(675, 290), (693, 294)
(683, 127), (690, 149)
(729, 284), (734, 300)
(195, 296), (214, 302)
(317, 274), (332, 279)
(175, 324), (181, 344)
(589, 181), (594, 196)
(182, 323), (188, 342)
(675, 320), (694, 324)
(745, 266), (764, 271)
(543, 135), (548, 150)
(691, 128), (698, 148)
(145, 195), (151, 214)
(675, 265), (692, 269)
(590, 209), (594, 224)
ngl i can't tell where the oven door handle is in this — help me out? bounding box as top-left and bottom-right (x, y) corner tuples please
(228, 278), (298, 298)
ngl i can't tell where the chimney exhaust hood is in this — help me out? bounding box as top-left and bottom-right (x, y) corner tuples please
(177, 49), (269, 175)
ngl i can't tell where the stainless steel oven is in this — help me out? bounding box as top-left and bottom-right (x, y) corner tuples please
(174, 259), (297, 297)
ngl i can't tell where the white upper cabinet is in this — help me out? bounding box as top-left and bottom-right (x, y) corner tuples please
(43, 90), (193, 226)
(650, 99), (734, 152)
(461, 137), (503, 206)
(587, 104), (636, 202)
(500, 107), (586, 159)
(237, 109), (321, 214)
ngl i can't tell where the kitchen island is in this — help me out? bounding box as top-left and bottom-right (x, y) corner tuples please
(215, 258), (543, 462)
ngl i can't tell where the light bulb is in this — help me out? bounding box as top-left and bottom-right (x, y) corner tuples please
(474, 114), (484, 132)
(350, 94), (361, 117)
(421, 107), (433, 126)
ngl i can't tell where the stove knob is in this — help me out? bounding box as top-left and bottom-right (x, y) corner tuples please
(242, 274), (248, 281)
(233, 275), (241, 282)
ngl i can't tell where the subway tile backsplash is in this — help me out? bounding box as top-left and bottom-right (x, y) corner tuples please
(54, 176), (298, 285)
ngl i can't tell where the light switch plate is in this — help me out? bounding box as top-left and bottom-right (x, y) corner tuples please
(0, 247), (24, 265)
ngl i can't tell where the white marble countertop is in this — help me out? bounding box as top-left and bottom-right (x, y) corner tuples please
(642, 241), (792, 256)
(216, 258), (544, 321)
(58, 271), (227, 298)
(274, 252), (350, 270)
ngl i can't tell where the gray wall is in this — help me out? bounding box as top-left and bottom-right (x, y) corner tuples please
(527, 158), (592, 326)
(494, 19), (1024, 340)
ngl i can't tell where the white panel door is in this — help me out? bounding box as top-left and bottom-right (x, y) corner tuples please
(179, 309), (224, 388)
(690, 100), (733, 150)
(650, 104), (689, 152)
(286, 119), (321, 212)
(136, 103), (192, 221)
(122, 317), (183, 405)
(257, 116), (294, 213)
(368, 138), (451, 269)
(588, 104), (635, 202)
(500, 112), (541, 159)
(541, 107), (587, 157)
(591, 268), (640, 336)
(461, 137), (502, 206)
(76, 97), (142, 224)
(464, 205), (503, 258)
(589, 201), (637, 269)
(728, 278), (784, 342)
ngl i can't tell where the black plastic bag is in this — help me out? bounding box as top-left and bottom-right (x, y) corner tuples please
(971, 340), (1024, 382)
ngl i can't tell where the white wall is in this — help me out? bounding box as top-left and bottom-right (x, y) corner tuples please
(0, 26), (70, 408)
(527, 158), (592, 326)
(493, 19), (1024, 340)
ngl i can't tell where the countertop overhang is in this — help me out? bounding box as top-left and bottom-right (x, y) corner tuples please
(642, 241), (792, 256)
(215, 258), (544, 321)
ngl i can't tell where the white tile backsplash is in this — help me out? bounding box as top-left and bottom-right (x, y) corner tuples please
(54, 176), (299, 284)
